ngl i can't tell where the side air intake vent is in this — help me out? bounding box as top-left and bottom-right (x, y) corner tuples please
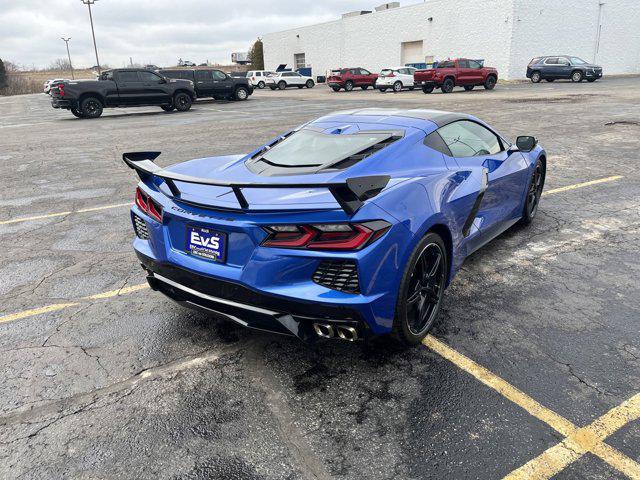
(313, 260), (360, 294)
(133, 214), (150, 240)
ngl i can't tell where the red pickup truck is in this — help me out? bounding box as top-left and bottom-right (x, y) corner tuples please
(327, 68), (378, 92)
(414, 59), (498, 94)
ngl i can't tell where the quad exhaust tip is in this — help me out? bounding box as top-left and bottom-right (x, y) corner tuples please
(313, 323), (358, 341)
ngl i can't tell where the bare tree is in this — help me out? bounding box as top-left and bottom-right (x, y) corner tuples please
(48, 58), (72, 71)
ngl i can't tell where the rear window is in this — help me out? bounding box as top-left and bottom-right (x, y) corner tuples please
(260, 129), (395, 168)
(380, 69), (395, 76)
(437, 61), (455, 68)
(162, 70), (193, 80)
(529, 57), (542, 66)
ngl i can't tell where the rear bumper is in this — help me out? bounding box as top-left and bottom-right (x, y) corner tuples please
(138, 252), (369, 341)
(51, 98), (76, 109)
(417, 80), (436, 87)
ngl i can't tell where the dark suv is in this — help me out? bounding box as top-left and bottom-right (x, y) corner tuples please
(526, 56), (603, 83)
(161, 68), (253, 100)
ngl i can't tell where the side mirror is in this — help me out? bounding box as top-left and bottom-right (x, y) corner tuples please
(516, 136), (537, 152)
(159, 77), (167, 84)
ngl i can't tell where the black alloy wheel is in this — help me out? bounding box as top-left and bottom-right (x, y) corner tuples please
(484, 76), (497, 90)
(173, 92), (192, 111)
(441, 78), (455, 93)
(521, 159), (545, 224)
(392, 232), (447, 345)
(80, 97), (103, 118)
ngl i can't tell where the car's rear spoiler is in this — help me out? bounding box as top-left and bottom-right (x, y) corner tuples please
(123, 151), (390, 215)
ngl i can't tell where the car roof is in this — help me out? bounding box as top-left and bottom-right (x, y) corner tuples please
(314, 108), (475, 130)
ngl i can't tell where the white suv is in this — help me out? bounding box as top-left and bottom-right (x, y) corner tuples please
(376, 67), (416, 93)
(266, 71), (315, 90)
(247, 70), (275, 89)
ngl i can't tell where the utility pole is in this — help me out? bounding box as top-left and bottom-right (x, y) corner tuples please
(61, 37), (74, 79)
(81, 0), (101, 73)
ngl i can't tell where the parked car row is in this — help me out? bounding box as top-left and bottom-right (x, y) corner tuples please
(324, 59), (498, 94)
(49, 68), (252, 119)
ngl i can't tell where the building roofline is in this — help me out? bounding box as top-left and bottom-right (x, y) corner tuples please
(261, 2), (427, 37)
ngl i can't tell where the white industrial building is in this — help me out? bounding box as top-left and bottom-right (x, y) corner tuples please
(262, 0), (640, 80)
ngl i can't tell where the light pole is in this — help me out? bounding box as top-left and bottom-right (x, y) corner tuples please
(61, 37), (74, 79)
(81, 0), (101, 73)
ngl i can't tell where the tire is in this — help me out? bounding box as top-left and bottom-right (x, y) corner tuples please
(379, 87), (387, 92)
(441, 78), (455, 93)
(571, 70), (583, 83)
(306, 80), (314, 88)
(160, 105), (175, 112)
(392, 81), (403, 93)
(344, 80), (354, 91)
(234, 87), (249, 100)
(391, 232), (448, 346)
(278, 81), (287, 90)
(422, 85), (434, 94)
(484, 75), (497, 90)
(546, 79), (555, 82)
(361, 85), (369, 90)
(530, 71), (542, 83)
(520, 158), (546, 225)
(464, 85), (475, 91)
(71, 108), (84, 118)
(80, 96), (103, 119)
(173, 92), (192, 111)
(269, 86), (277, 90)
(331, 86), (341, 92)
(587, 78), (597, 83)
(297, 85), (304, 89)
(257, 81), (265, 89)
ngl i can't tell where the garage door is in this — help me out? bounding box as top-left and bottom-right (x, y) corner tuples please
(401, 41), (423, 65)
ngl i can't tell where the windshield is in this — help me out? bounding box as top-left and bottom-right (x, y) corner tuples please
(260, 129), (393, 167)
(569, 57), (587, 65)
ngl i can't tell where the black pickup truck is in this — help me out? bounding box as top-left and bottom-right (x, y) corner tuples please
(50, 69), (197, 118)
(160, 68), (253, 101)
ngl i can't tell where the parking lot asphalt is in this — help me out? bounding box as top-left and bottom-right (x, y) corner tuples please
(1, 77), (639, 479)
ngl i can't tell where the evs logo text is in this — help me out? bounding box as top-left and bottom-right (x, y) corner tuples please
(190, 231), (220, 250)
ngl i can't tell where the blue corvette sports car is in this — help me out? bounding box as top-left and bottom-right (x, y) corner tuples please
(125, 109), (545, 345)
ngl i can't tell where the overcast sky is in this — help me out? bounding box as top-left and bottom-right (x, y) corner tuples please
(1, 0), (421, 69)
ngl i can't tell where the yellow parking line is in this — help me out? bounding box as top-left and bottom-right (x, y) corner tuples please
(423, 335), (640, 480)
(0, 283), (148, 324)
(423, 335), (576, 436)
(83, 283), (149, 300)
(505, 394), (640, 480)
(543, 175), (623, 196)
(0, 303), (79, 324)
(0, 203), (130, 225)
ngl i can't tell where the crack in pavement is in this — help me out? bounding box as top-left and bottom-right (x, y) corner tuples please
(0, 347), (233, 444)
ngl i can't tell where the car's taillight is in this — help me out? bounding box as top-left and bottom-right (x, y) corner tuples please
(58, 84), (65, 97)
(261, 221), (390, 251)
(134, 187), (162, 222)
